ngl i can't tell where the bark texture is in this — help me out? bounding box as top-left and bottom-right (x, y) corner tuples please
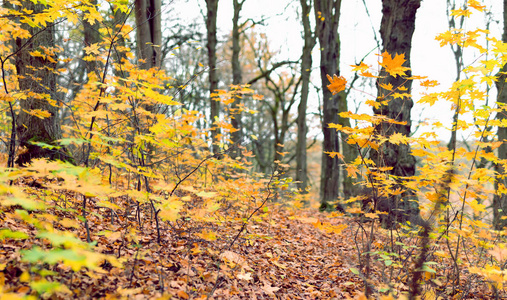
(493, 0), (507, 229)
(15, 1), (66, 166)
(296, 0), (315, 193)
(314, 0), (343, 209)
(230, 0), (245, 158)
(134, 0), (162, 69)
(83, 0), (101, 77)
(206, 0), (220, 154)
(372, 0), (421, 226)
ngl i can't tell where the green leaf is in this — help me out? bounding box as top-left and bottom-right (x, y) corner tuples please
(350, 267), (360, 275)
(3, 197), (46, 211)
(57, 138), (89, 146)
(37, 231), (87, 248)
(0, 229), (29, 240)
(30, 279), (62, 295)
(30, 141), (60, 150)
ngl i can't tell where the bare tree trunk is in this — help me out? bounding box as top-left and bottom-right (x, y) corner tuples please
(135, 0), (162, 69)
(493, 0), (507, 229)
(84, 0), (101, 78)
(314, 0), (343, 210)
(15, 1), (67, 166)
(372, 0), (421, 226)
(296, 0), (315, 193)
(230, 0), (245, 158)
(445, 0), (465, 151)
(206, 0), (220, 155)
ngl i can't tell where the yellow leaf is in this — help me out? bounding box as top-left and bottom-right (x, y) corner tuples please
(379, 82), (393, 91)
(196, 191), (217, 198)
(22, 109), (51, 119)
(468, 199), (486, 213)
(364, 213), (379, 219)
(83, 43), (101, 55)
(351, 62), (369, 72)
(196, 229), (217, 241)
(451, 8), (472, 18)
(389, 132), (407, 145)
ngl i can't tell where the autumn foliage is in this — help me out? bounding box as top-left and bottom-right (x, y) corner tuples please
(0, 0), (507, 299)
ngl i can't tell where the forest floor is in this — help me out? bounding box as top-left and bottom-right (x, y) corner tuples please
(0, 177), (502, 299)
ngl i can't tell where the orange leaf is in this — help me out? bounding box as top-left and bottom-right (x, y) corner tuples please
(379, 51), (410, 77)
(468, 0), (485, 11)
(326, 74), (347, 95)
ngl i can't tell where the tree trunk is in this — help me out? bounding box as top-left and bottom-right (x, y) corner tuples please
(206, 0), (220, 155)
(14, 1), (66, 166)
(230, 0), (245, 158)
(84, 0), (101, 78)
(296, 0), (315, 193)
(135, 0), (162, 69)
(314, 0), (343, 210)
(493, 0), (507, 229)
(372, 0), (421, 226)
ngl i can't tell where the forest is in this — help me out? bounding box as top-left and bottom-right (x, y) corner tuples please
(0, 0), (506, 298)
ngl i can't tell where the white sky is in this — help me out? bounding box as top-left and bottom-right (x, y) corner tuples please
(173, 0), (504, 142)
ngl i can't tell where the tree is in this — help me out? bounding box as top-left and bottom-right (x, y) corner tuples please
(493, 0), (507, 229)
(314, 0), (343, 210)
(14, 1), (67, 166)
(230, 0), (246, 158)
(84, 0), (101, 77)
(371, 0), (421, 225)
(135, 0), (162, 69)
(206, 0), (220, 154)
(445, 0), (465, 152)
(295, 0), (316, 193)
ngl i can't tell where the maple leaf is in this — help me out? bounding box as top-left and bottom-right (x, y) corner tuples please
(360, 71), (379, 78)
(326, 74), (347, 95)
(346, 165), (359, 179)
(451, 8), (472, 18)
(420, 79), (439, 88)
(351, 62), (369, 72)
(389, 132), (407, 145)
(468, 0), (485, 11)
(379, 51), (410, 77)
(83, 43), (101, 55)
(379, 82), (393, 91)
(324, 151), (344, 160)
